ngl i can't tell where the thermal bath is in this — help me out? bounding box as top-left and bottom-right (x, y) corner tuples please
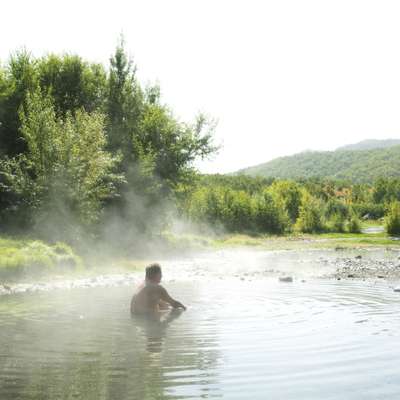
(1, 249), (400, 399)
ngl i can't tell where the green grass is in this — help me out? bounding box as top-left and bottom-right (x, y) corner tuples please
(0, 237), (82, 282)
(163, 228), (399, 252)
(361, 219), (384, 228)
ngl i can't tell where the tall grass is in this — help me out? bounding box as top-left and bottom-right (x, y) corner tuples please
(0, 238), (82, 281)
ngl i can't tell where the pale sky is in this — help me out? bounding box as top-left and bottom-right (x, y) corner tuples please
(2, 0), (400, 173)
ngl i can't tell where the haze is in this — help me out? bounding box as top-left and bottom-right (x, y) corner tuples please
(2, 0), (400, 173)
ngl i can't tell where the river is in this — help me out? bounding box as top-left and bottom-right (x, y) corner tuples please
(1, 248), (400, 399)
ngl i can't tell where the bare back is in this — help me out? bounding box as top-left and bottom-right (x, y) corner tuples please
(131, 283), (164, 314)
(131, 281), (185, 314)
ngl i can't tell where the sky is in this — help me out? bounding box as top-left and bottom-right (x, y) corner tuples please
(2, 0), (400, 173)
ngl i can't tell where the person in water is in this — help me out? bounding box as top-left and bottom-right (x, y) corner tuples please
(131, 263), (186, 315)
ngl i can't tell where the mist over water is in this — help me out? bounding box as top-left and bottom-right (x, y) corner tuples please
(1, 249), (400, 399)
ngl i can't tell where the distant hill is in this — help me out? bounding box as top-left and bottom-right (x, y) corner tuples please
(238, 141), (400, 183)
(336, 139), (400, 151)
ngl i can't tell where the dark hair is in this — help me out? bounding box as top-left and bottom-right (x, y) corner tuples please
(145, 263), (162, 280)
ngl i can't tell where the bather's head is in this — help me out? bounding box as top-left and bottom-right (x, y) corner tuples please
(145, 263), (162, 283)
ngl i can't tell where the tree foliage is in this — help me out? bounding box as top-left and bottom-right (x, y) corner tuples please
(0, 42), (216, 241)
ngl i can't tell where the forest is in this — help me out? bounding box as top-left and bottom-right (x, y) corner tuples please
(239, 144), (400, 182)
(1, 43), (400, 249)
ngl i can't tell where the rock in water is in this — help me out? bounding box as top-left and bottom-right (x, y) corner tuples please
(279, 276), (293, 283)
(394, 287), (400, 293)
(355, 255), (362, 260)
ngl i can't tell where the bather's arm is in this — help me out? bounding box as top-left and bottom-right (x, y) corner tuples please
(158, 299), (170, 310)
(159, 286), (186, 310)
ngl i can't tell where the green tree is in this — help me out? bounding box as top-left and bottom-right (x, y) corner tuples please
(295, 193), (325, 233)
(37, 54), (108, 116)
(268, 180), (301, 222)
(254, 191), (288, 234)
(107, 38), (143, 162)
(0, 50), (38, 156)
(15, 89), (122, 237)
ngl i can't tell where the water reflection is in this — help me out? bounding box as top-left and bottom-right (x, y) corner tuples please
(132, 308), (184, 353)
(0, 285), (222, 399)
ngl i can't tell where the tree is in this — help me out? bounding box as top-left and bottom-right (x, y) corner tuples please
(37, 54), (108, 116)
(107, 38), (143, 163)
(295, 193), (325, 233)
(268, 180), (301, 222)
(13, 88), (122, 238)
(0, 50), (38, 156)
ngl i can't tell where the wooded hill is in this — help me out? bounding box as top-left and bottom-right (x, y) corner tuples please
(238, 141), (400, 183)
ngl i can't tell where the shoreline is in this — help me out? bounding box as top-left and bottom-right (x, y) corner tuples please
(1, 245), (400, 297)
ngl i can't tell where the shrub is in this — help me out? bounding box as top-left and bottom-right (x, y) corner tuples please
(325, 199), (349, 219)
(385, 202), (400, 235)
(295, 195), (325, 233)
(268, 180), (302, 222)
(327, 213), (346, 233)
(352, 203), (385, 219)
(347, 214), (362, 233)
(253, 192), (289, 234)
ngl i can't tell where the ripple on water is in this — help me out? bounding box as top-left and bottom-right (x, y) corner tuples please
(0, 277), (400, 399)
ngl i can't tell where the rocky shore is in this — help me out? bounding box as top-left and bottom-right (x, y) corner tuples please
(0, 273), (138, 296)
(317, 255), (400, 281)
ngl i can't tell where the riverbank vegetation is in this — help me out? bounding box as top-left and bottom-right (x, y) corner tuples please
(1, 41), (400, 280)
(178, 175), (400, 236)
(0, 237), (81, 281)
(0, 41), (216, 248)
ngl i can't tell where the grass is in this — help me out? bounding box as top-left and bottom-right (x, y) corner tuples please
(0, 237), (82, 282)
(162, 225), (399, 252)
(361, 219), (384, 227)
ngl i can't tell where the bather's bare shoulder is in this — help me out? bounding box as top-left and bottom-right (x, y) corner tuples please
(157, 285), (167, 294)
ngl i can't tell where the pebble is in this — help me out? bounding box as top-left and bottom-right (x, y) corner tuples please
(279, 276), (293, 283)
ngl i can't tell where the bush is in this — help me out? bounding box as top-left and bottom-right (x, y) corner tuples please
(268, 180), (302, 222)
(347, 214), (362, 233)
(295, 196), (325, 233)
(327, 213), (346, 233)
(352, 203), (385, 219)
(385, 202), (400, 235)
(185, 186), (288, 234)
(221, 190), (253, 231)
(325, 199), (349, 219)
(253, 192), (289, 234)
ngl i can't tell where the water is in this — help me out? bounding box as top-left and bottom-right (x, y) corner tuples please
(1, 250), (400, 399)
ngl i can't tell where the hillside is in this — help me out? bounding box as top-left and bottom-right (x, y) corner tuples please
(336, 139), (400, 151)
(238, 144), (400, 182)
